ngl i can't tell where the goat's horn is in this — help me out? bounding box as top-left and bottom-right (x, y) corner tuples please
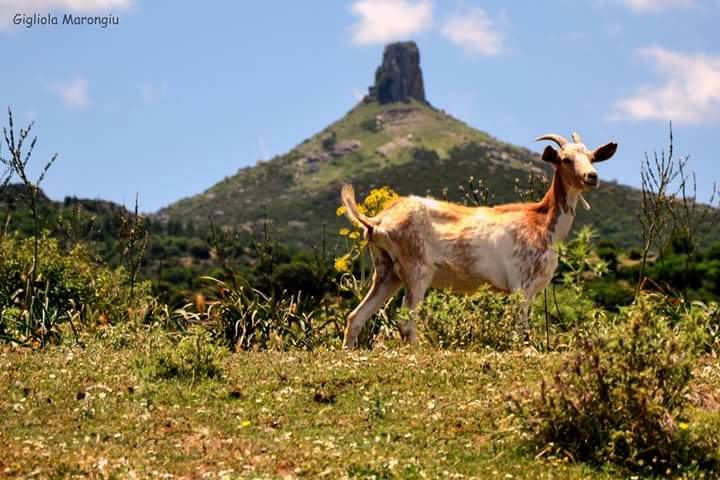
(571, 132), (583, 144)
(535, 134), (568, 148)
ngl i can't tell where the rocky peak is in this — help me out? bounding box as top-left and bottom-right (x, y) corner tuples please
(367, 41), (426, 104)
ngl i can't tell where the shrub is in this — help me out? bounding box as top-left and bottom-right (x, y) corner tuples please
(0, 234), (153, 345)
(417, 287), (523, 351)
(538, 285), (598, 336)
(587, 279), (634, 311)
(321, 131), (337, 151)
(554, 226), (607, 288)
(512, 294), (718, 475)
(596, 241), (619, 272)
(706, 241), (720, 261)
(177, 277), (341, 351)
(650, 253), (704, 292)
(412, 148), (439, 164)
(270, 261), (321, 299)
(189, 239), (211, 260)
(137, 326), (226, 382)
(359, 117), (382, 133)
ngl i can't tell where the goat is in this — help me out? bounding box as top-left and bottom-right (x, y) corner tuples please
(340, 132), (617, 350)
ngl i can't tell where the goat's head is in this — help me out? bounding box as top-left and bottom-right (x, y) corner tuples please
(535, 132), (617, 191)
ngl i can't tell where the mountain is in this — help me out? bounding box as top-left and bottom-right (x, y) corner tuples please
(158, 41), (643, 249)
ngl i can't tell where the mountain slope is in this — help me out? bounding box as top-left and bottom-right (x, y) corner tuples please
(158, 98), (642, 249)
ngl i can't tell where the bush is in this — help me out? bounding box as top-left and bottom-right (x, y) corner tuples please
(271, 261), (321, 299)
(359, 117), (382, 133)
(706, 241), (720, 261)
(0, 234), (153, 345)
(418, 287), (523, 351)
(321, 131), (337, 151)
(412, 148), (440, 164)
(538, 286), (599, 336)
(650, 253), (704, 292)
(513, 294), (718, 475)
(189, 239), (211, 260)
(596, 242), (619, 272)
(587, 279), (634, 311)
(137, 326), (226, 382)
(177, 277), (341, 351)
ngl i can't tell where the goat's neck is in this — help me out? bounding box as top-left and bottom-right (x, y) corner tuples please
(538, 170), (580, 245)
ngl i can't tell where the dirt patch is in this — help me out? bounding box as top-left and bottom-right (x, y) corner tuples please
(376, 137), (413, 157)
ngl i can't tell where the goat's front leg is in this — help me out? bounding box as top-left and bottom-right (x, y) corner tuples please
(517, 274), (554, 342)
(519, 257), (557, 341)
(509, 277), (534, 341)
(518, 295), (532, 341)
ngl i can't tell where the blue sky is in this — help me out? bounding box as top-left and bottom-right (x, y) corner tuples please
(1, 0), (719, 212)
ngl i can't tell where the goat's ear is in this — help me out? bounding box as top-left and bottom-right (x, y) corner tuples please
(592, 142), (617, 163)
(541, 145), (559, 165)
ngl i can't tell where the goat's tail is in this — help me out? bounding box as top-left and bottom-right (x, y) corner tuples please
(341, 184), (377, 234)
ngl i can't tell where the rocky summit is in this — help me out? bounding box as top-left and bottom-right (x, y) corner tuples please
(367, 41), (426, 104)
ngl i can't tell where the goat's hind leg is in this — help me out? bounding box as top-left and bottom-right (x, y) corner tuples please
(343, 248), (401, 350)
(398, 266), (432, 345)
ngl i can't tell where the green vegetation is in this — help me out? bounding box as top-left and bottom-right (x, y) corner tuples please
(417, 287), (524, 351)
(136, 326), (227, 382)
(2, 319), (720, 478)
(0, 332), (620, 478)
(2, 106), (720, 478)
(0, 234), (154, 344)
(513, 294), (718, 475)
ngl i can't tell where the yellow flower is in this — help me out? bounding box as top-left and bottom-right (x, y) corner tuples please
(361, 186), (398, 216)
(348, 231), (360, 240)
(335, 186), (398, 221)
(678, 422), (689, 430)
(334, 253), (352, 273)
(241, 420), (251, 428)
(339, 228), (350, 236)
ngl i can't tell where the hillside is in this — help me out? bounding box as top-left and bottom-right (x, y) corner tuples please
(159, 43), (643, 249)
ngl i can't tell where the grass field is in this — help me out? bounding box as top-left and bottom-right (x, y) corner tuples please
(4, 328), (718, 479)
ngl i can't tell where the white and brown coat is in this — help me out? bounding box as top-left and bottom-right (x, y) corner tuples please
(340, 132), (617, 350)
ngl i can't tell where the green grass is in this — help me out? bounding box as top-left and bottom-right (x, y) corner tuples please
(8, 328), (713, 479)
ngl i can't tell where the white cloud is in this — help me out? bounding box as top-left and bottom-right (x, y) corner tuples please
(350, 0), (432, 45)
(612, 47), (720, 124)
(617, 0), (694, 12)
(1, 0), (132, 28)
(440, 8), (503, 57)
(50, 77), (90, 108)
